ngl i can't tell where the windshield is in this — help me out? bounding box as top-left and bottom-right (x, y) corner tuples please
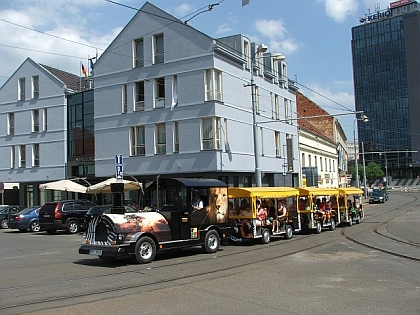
(371, 191), (383, 197)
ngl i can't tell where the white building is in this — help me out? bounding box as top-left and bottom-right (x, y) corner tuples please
(93, 2), (300, 187)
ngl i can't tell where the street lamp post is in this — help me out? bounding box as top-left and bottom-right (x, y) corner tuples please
(250, 44), (267, 187)
(353, 114), (368, 189)
(379, 153), (388, 187)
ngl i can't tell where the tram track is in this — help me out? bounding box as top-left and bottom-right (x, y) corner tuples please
(342, 193), (420, 262)
(1, 231), (336, 314)
(3, 192), (419, 314)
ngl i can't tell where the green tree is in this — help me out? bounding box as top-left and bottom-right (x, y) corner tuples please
(347, 161), (384, 186)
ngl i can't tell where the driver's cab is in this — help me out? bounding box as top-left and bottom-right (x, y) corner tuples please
(147, 178), (229, 240)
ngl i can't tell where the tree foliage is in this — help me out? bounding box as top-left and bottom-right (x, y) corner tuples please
(348, 161), (384, 186)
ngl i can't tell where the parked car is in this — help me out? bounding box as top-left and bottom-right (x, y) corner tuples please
(39, 200), (97, 234)
(369, 190), (388, 204)
(0, 205), (26, 229)
(84, 205), (137, 224)
(8, 206), (41, 232)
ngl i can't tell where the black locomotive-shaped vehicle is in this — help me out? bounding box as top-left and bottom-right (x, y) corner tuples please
(79, 178), (232, 263)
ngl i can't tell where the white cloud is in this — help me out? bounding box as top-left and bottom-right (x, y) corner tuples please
(253, 19), (299, 54)
(216, 23), (233, 35)
(174, 3), (195, 17)
(254, 19), (287, 39)
(0, 1), (116, 85)
(319, 0), (358, 22)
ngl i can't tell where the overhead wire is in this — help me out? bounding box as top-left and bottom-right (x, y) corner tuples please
(0, 0), (355, 119)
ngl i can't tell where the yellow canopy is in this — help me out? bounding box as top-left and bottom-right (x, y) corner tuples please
(228, 187), (299, 199)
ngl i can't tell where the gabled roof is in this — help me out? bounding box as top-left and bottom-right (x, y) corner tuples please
(40, 64), (79, 91)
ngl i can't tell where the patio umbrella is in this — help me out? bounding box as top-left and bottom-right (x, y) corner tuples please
(39, 179), (88, 193)
(86, 178), (142, 194)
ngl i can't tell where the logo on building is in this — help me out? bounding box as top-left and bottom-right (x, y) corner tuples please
(360, 9), (392, 23)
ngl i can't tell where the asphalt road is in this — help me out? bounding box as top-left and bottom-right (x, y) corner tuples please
(0, 190), (419, 315)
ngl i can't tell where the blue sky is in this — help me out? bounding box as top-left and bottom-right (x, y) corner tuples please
(0, 0), (392, 138)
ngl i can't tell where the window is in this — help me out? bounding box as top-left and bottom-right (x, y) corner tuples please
(173, 122), (179, 153)
(329, 159), (332, 172)
(308, 154), (312, 167)
(275, 131), (280, 157)
(202, 117), (221, 150)
(134, 38), (144, 68)
(154, 78), (165, 108)
(19, 145), (26, 168)
(11, 146), (15, 169)
(32, 144), (40, 167)
(171, 75), (178, 110)
(122, 84), (128, 113)
(135, 82), (145, 111)
(130, 126), (145, 156)
(302, 153), (305, 166)
(42, 109), (48, 131)
(325, 158), (327, 172)
(7, 113), (14, 135)
(320, 157), (323, 171)
(224, 118), (229, 152)
(286, 134), (293, 172)
(154, 34), (164, 64)
(18, 78), (25, 101)
(32, 75), (39, 99)
(284, 98), (291, 121)
(243, 39), (250, 69)
(155, 123), (166, 154)
(205, 69), (222, 101)
(32, 109), (39, 132)
(273, 94), (279, 119)
(260, 127), (264, 156)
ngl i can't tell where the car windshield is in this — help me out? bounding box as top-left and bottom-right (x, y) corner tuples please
(371, 191), (383, 197)
(87, 206), (110, 215)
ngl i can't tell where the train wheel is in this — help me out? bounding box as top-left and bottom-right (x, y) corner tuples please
(284, 225), (293, 239)
(329, 218), (336, 231)
(315, 221), (322, 234)
(134, 236), (156, 264)
(261, 228), (271, 244)
(203, 230), (220, 253)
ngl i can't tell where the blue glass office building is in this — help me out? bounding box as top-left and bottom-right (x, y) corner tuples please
(352, 0), (420, 180)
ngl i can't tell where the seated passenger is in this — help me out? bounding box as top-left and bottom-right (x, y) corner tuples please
(228, 201), (237, 216)
(274, 200), (287, 233)
(239, 218), (253, 239)
(256, 200), (267, 226)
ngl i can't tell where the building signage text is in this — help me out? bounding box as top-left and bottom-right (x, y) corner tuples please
(360, 10), (392, 23)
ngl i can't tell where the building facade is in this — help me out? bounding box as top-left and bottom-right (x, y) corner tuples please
(0, 58), (83, 205)
(93, 2), (300, 187)
(352, 0), (420, 180)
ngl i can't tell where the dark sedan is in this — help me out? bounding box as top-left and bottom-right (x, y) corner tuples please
(8, 206), (41, 232)
(0, 205), (26, 229)
(369, 190), (388, 204)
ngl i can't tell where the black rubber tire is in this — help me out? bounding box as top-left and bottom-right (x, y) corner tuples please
(203, 230), (220, 253)
(133, 236), (156, 264)
(29, 220), (40, 232)
(261, 228), (271, 244)
(66, 220), (79, 234)
(329, 218), (336, 231)
(315, 221), (322, 234)
(284, 225), (293, 239)
(1, 219), (8, 229)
